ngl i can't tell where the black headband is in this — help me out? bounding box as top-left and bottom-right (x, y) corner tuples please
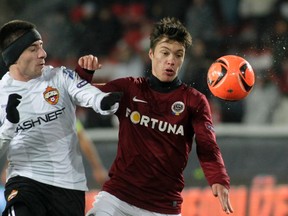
(1, 29), (41, 66)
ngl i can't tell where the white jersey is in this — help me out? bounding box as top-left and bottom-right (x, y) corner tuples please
(0, 65), (117, 191)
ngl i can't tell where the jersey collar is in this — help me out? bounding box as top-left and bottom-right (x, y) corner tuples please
(147, 74), (182, 93)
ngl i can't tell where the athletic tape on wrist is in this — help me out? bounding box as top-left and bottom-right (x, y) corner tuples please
(2, 29), (41, 66)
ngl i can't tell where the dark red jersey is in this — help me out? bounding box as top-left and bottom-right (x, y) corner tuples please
(95, 76), (230, 214)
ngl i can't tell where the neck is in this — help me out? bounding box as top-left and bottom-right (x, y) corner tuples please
(9, 73), (29, 82)
(9, 65), (38, 82)
(148, 74), (182, 93)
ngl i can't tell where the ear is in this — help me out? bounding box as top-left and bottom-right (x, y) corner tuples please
(148, 49), (153, 60)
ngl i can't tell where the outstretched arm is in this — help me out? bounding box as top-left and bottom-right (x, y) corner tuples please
(76, 55), (101, 83)
(75, 55), (123, 111)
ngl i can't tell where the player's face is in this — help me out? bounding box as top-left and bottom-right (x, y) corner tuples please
(149, 38), (185, 82)
(12, 40), (47, 81)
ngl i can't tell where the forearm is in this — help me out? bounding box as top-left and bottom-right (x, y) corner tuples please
(75, 65), (94, 83)
(200, 159), (230, 189)
(64, 69), (119, 115)
(79, 130), (105, 170)
(196, 140), (230, 189)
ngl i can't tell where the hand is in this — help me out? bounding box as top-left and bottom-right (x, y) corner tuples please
(100, 92), (123, 110)
(6, 93), (22, 123)
(78, 54), (102, 72)
(211, 183), (234, 214)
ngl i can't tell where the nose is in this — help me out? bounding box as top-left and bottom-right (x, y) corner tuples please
(39, 47), (47, 59)
(167, 54), (175, 65)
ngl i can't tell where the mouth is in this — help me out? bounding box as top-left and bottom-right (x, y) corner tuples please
(38, 62), (45, 67)
(164, 68), (175, 76)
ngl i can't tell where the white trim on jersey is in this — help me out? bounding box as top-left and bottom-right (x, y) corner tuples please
(8, 205), (15, 216)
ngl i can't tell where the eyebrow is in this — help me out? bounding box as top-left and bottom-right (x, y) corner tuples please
(28, 41), (43, 48)
(159, 45), (184, 53)
(31, 40), (43, 45)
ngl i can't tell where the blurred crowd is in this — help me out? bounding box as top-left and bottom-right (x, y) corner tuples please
(0, 0), (288, 127)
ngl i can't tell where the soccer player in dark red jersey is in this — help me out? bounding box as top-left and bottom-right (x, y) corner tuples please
(77, 17), (233, 215)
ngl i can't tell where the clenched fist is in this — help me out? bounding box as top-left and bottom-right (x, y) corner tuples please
(100, 92), (123, 110)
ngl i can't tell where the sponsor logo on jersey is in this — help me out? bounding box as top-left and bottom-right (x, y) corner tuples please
(77, 80), (88, 88)
(171, 101), (185, 116)
(63, 68), (74, 79)
(7, 189), (18, 201)
(16, 107), (65, 132)
(132, 96), (147, 103)
(43, 86), (59, 105)
(126, 108), (184, 136)
(63, 68), (88, 88)
(205, 123), (215, 132)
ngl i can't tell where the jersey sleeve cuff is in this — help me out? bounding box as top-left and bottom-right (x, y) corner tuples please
(93, 92), (119, 115)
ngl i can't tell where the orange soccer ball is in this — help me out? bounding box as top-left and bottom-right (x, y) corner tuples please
(207, 55), (255, 101)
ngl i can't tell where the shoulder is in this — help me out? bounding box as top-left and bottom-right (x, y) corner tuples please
(99, 76), (146, 93)
(0, 73), (12, 87)
(183, 84), (205, 98)
(42, 66), (77, 81)
(107, 76), (146, 87)
(117, 76), (147, 89)
(182, 84), (209, 106)
(111, 76), (145, 83)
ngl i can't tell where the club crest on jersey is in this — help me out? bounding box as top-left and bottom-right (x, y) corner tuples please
(171, 101), (185, 116)
(8, 189), (18, 201)
(43, 86), (59, 105)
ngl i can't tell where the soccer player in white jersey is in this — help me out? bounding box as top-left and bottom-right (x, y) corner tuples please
(0, 20), (122, 216)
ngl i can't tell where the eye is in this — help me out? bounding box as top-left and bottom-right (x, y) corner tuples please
(28, 45), (37, 52)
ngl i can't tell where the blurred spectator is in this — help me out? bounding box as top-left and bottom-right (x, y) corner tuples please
(269, 16), (288, 124)
(149, 0), (189, 21)
(271, 59), (288, 124)
(185, 0), (219, 42)
(73, 3), (122, 57)
(275, 0), (288, 20)
(238, 0), (277, 47)
(215, 101), (244, 123)
(181, 39), (213, 98)
(14, 0), (78, 60)
(242, 42), (277, 124)
(218, 0), (240, 35)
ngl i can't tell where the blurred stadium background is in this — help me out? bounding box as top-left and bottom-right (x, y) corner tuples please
(1, 0), (288, 215)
